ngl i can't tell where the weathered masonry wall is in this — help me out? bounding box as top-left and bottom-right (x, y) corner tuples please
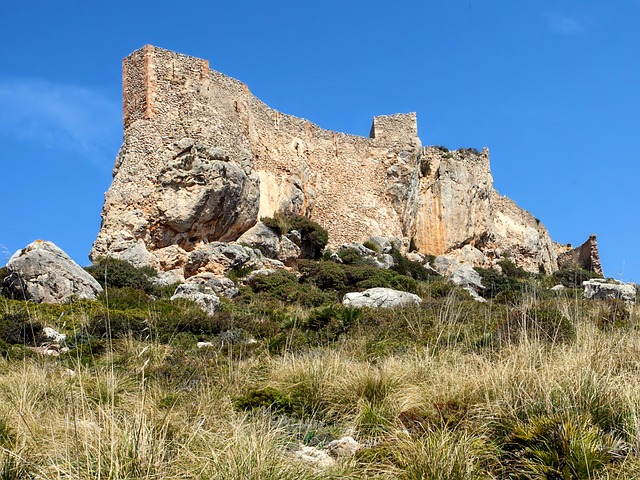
(93, 45), (584, 275)
(111, 45), (422, 250)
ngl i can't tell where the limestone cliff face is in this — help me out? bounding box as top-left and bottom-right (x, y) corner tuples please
(91, 45), (579, 275)
(413, 147), (558, 273)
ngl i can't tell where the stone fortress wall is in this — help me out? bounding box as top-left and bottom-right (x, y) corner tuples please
(92, 45), (599, 276)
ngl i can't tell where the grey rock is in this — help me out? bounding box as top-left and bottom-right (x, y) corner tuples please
(42, 327), (66, 343)
(287, 230), (302, 247)
(278, 236), (301, 266)
(551, 284), (566, 292)
(343, 287), (422, 309)
(243, 268), (278, 283)
(406, 252), (426, 264)
(463, 287), (487, 303)
(3, 240), (103, 304)
(148, 269), (185, 287)
(93, 231), (158, 269)
(171, 284), (220, 315)
(155, 143), (259, 246)
(449, 264), (485, 291)
(433, 255), (460, 276)
(338, 243), (378, 258)
(293, 446), (335, 468)
(583, 279), (636, 304)
(366, 236), (393, 253)
(337, 243), (395, 269)
(237, 222), (300, 266)
(186, 272), (239, 298)
(237, 222), (280, 259)
(184, 242), (265, 277)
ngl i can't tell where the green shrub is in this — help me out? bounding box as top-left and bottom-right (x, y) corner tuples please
(419, 157), (430, 176)
(477, 268), (523, 300)
(553, 265), (600, 288)
(0, 312), (42, 346)
(298, 260), (347, 291)
(390, 248), (436, 281)
(337, 247), (367, 265)
(497, 257), (529, 279)
(289, 215), (329, 259)
(246, 271), (333, 307)
(348, 266), (418, 294)
(260, 212), (291, 236)
(0, 267), (8, 297)
(86, 310), (149, 340)
(596, 299), (631, 331)
(502, 413), (621, 478)
(233, 387), (303, 417)
(98, 286), (151, 310)
(86, 257), (157, 294)
(362, 240), (380, 253)
(261, 213), (329, 259)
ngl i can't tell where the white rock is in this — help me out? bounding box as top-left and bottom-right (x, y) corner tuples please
(326, 436), (361, 458)
(583, 279), (636, 304)
(343, 287), (422, 309)
(42, 327), (66, 343)
(171, 284), (221, 315)
(294, 446), (335, 468)
(449, 264), (485, 291)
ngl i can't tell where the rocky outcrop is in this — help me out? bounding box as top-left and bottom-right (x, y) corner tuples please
(343, 287), (422, 309)
(170, 284), (220, 315)
(91, 45), (600, 277)
(236, 221), (300, 265)
(414, 147), (559, 273)
(583, 279), (636, 304)
(2, 240), (103, 304)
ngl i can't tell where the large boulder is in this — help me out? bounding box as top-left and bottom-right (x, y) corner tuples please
(185, 272), (239, 298)
(236, 222), (301, 265)
(170, 283), (220, 315)
(583, 279), (636, 304)
(2, 240), (103, 303)
(183, 242), (265, 278)
(343, 287), (422, 309)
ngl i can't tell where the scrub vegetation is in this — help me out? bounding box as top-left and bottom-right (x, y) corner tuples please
(0, 255), (638, 479)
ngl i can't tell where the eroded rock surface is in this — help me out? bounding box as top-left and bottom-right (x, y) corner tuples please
(583, 279), (636, 304)
(91, 45), (600, 277)
(2, 240), (102, 304)
(343, 287), (422, 309)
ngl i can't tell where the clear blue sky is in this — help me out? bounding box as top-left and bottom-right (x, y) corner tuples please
(1, 1), (638, 281)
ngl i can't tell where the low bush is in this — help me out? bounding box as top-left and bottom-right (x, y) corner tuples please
(246, 271), (334, 307)
(596, 298), (631, 331)
(233, 387), (303, 417)
(501, 413), (621, 478)
(262, 213), (329, 259)
(389, 248), (437, 281)
(86, 257), (158, 295)
(553, 265), (600, 288)
(477, 267), (523, 300)
(0, 311), (43, 347)
(86, 310), (149, 340)
(497, 257), (529, 279)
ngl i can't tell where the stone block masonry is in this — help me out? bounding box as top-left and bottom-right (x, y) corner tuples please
(92, 45), (598, 276)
